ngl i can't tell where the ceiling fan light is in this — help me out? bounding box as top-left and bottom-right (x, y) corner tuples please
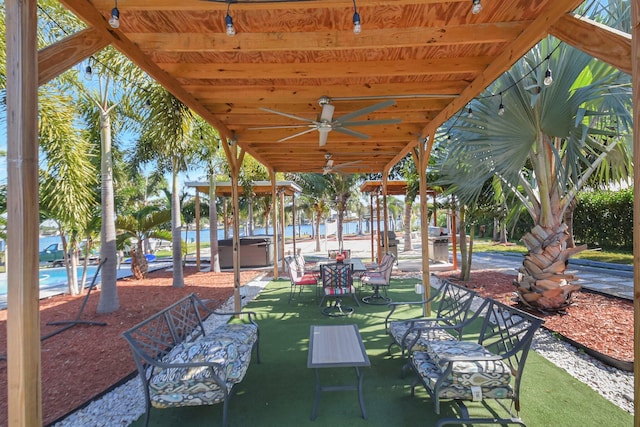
(472, 0), (482, 14)
(109, 6), (120, 28)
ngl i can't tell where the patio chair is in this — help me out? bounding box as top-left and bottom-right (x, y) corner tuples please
(360, 253), (396, 304)
(286, 256), (318, 303)
(319, 263), (359, 316)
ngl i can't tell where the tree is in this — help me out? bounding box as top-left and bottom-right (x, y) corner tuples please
(116, 207), (172, 279)
(439, 37), (632, 311)
(135, 86), (198, 287)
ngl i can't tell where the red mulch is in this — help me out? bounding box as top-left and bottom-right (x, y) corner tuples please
(0, 267), (263, 426)
(435, 269), (634, 363)
(0, 266), (632, 425)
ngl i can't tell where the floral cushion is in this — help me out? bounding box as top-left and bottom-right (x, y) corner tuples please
(150, 338), (251, 408)
(424, 340), (512, 388)
(389, 320), (455, 351)
(412, 351), (513, 401)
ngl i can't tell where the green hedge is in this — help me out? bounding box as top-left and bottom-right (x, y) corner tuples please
(573, 187), (633, 250)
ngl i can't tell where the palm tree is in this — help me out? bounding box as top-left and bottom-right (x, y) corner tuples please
(135, 86), (198, 288)
(116, 206), (172, 279)
(439, 37), (632, 311)
(38, 87), (98, 296)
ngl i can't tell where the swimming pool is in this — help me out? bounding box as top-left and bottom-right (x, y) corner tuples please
(0, 265), (133, 295)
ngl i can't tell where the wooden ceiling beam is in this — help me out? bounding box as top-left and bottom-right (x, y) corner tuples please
(130, 23), (526, 53)
(203, 99), (452, 114)
(549, 14), (631, 75)
(386, 0), (585, 169)
(222, 111), (436, 126)
(188, 82), (464, 103)
(38, 27), (110, 86)
(58, 0), (274, 168)
(159, 56), (491, 80)
(89, 0), (469, 12)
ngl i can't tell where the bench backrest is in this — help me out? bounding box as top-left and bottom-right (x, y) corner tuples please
(434, 280), (477, 330)
(122, 294), (208, 367)
(470, 298), (544, 410)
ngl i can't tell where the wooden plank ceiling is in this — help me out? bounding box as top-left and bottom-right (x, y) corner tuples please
(60, 0), (584, 174)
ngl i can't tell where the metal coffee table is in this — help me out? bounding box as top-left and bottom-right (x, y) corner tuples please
(307, 324), (371, 420)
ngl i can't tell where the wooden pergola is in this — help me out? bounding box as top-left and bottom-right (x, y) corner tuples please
(185, 180), (303, 276)
(5, 0), (639, 425)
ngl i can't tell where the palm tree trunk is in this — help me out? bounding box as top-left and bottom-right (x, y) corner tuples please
(171, 166), (184, 287)
(458, 206), (469, 281)
(209, 174), (220, 272)
(96, 108), (119, 313)
(515, 223), (585, 311)
(403, 200), (413, 251)
(315, 209), (322, 252)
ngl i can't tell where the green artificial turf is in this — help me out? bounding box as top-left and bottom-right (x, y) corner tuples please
(130, 276), (632, 427)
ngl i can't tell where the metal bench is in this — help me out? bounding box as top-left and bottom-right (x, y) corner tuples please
(408, 298), (544, 427)
(385, 280), (477, 356)
(122, 293), (260, 427)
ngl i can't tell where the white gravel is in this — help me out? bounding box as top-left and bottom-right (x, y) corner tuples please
(51, 275), (634, 427)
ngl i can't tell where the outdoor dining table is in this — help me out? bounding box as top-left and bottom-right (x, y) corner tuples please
(311, 258), (367, 274)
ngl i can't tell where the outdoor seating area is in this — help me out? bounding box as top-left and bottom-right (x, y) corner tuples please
(111, 273), (631, 427)
(121, 293), (260, 427)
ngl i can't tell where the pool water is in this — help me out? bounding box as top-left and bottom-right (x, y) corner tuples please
(0, 265), (101, 295)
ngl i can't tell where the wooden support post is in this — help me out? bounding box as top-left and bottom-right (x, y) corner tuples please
(280, 190), (286, 271)
(292, 193), (297, 256)
(195, 191), (201, 270)
(416, 135), (434, 316)
(6, 0), (42, 424)
(270, 171), (279, 279)
(376, 191), (382, 263)
(221, 137), (245, 313)
(382, 175), (389, 252)
(370, 192), (375, 262)
(631, 2), (639, 426)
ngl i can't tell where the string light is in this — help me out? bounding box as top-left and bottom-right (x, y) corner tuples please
(225, 1), (236, 36)
(352, 0), (362, 34)
(472, 0), (482, 14)
(467, 105), (473, 118)
(544, 56), (553, 86)
(498, 92), (505, 116)
(84, 61), (93, 81)
(108, 0), (120, 29)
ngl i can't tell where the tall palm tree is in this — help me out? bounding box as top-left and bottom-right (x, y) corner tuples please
(38, 88), (97, 296)
(135, 86), (198, 288)
(439, 37), (632, 311)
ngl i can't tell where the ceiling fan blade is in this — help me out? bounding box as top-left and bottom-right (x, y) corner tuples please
(259, 107), (316, 123)
(318, 128), (330, 146)
(277, 127), (317, 142)
(339, 118), (402, 127)
(334, 100), (396, 123)
(248, 125), (314, 130)
(334, 160), (362, 168)
(332, 127), (370, 139)
(320, 104), (335, 122)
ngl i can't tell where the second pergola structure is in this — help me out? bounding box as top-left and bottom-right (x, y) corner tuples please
(186, 180), (303, 280)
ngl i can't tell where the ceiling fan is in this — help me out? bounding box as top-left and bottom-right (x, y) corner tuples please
(250, 96), (402, 146)
(322, 153), (362, 175)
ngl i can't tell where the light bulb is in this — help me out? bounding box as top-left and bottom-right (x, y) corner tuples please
(353, 12), (362, 34)
(544, 68), (553, 86)
(109, 7), (120, 29)
(472, 0), (482, 14)
(143, 99), (151, 110)
(225, 14), (236, 36)
(84, 65), (93, 81)
(467, 107), (473, 118)
(498, 103), (505, 116)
